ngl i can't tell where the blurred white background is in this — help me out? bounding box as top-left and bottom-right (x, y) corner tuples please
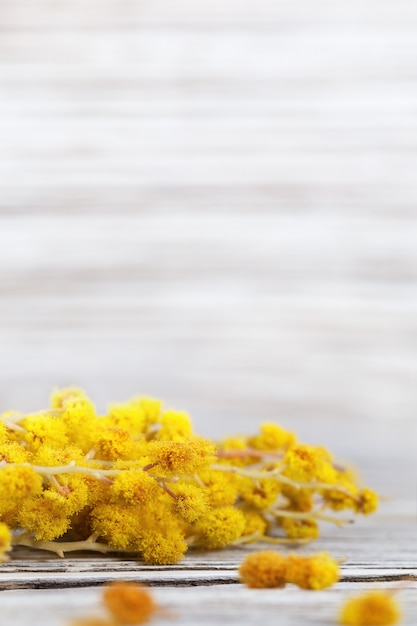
(0, 1), (416, 485)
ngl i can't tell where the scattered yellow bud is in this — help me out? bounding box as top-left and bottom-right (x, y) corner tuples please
(103, 582), (156, 625)
(239, 550), (287, 588)
(340, 590), (402, 626)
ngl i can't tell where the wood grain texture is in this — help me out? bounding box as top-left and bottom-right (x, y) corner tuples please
(1, 501), (416, 624)
(1, 584), (417, 626)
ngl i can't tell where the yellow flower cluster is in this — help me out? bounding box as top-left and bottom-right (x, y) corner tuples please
(239, 550), (340, 590)
(0, 388), (378, 565)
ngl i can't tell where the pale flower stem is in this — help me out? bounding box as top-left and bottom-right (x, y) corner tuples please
(2, 461), (120, 478)
(84, 448), (97, 461)
(192, 474), (206, 488)
(210, 463), (355, 497)
(270, 508), (354, 527)
(159, 481), (178, 499)
(12, 535), (128, 556)
(3, 460), (355, 504)
(1, 419), (26, 432)
(47, 474), (70, 496)
(231, 531), (310, 546)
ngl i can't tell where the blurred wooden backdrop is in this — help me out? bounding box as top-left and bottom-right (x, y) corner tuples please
(0, 0), (416, 490)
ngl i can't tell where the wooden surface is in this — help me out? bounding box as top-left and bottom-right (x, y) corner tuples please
(1, 0), (417, 623)
(1, 500), (417, 624)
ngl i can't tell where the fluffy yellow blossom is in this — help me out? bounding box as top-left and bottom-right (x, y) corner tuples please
(0, 440), (30, 463)
(107, 397), (162, 437)
(248, 423), (296, 452)
(32, 445), (85, 467)
(241, 509), (268, 537)
(0, 421), (8, 442)
(193, 506), (245, 549)
(281, 484), (313, 512)
(91, 504), (142, 549)
(136, 397), (163, 431)
(354, 487), (379, 515)
(110, 470), (159, 505)
(50, 387), (89, 409)
(285, 552), (339, 590)
(147, 438), (216, 476)
(92, 498), (187, 564)
(21, 414), (69, 453)
(53, 389), (98, 453)
(198, 469), (239, 507)
(95, 428), (142, 461)
(83, 475), (112, 508)
(323, 485), (358, 512)
(239, 550), (287, 588)
(216, 436), (255, 467)
(53, 388), (95, 421)
(137, 526), (187, 565)
(283, 445), (337, 484)
(280, 517), (319, 540)
(0, 522), (12, 562)
(0, 465), (43, 516)
(340, 590), (401, 626)
(18, 492), (71, 541)
(239, 475), (281, 510)
(156, 410), (193, 441)
(55, 475), (89, 515)
(103, 582), (156, 625)
(172, 483), (209, 523)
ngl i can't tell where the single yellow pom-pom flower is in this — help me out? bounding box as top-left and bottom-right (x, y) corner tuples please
(354, 488), (379, 515)
(111, 470), (159, 505)
(18, 492), (71, 541)
(0, 465), (43, 515)
(285, 552), (339, 590)
(172, 483), (209, 523)
(239, 550), (287, 588)
(22, 414), (69, 452)
(156, 410), (193, 441)
(102, 582), (156, 624)
(138, 527), (187, 565)
(193, 506), (245, 549)
(0, 440), (31, 463)
(147, 437), (216, 476)
(248, 423), (296, 451)
(197, 469), (239, 507)
(50, 387), (89, 409)
(241, 510), (268, 537)
(284, 444), (337, 484)
(280, 517), (319, 540)
(340, 590), (401, 626)
(239, 475), (281, 510)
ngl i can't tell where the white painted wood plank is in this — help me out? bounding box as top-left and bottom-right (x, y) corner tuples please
(2, 0), (417, 28)
(1, 582), (417, 626)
